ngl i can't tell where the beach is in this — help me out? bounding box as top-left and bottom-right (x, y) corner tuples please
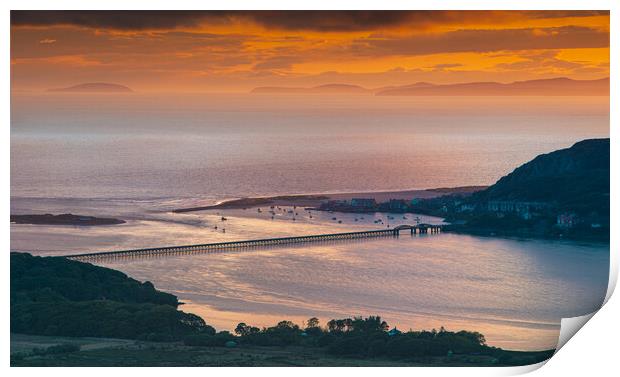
(172, 186), (486, 213)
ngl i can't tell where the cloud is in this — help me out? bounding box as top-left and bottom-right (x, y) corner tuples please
(11, 11), (212, 30)
(253, 56), (300, 71)
(494, 51), (590, 74)
(429, 63), (464, 71)
(11, 10), (610, 32)
(9, 10), (610, 91)
(11, 10), (419, 31)
(350, 26), (609, 57)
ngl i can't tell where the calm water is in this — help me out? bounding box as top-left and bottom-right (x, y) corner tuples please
(10, 93), (610, 350)
(11, 93), (609, 200)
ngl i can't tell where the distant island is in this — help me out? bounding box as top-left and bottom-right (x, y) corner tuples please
(251, 77), (608, 96)
(11, 213), (125, 226)
(10, 252), (553, 367)
(48, 83), (133, 93)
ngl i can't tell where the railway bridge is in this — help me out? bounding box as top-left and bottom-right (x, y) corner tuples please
(65, 224), (442, 261)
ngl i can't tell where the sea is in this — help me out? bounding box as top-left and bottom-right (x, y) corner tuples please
(10, 93), (610, 350)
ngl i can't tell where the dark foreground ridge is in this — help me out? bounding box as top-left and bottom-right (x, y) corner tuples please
(11, 213), (125, 226)
(11, 253), (553, 366)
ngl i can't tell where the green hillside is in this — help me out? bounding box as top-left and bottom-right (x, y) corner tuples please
(11, 252), (210, 340)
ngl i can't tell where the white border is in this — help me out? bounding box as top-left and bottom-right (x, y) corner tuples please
(3, 1), (617, 376)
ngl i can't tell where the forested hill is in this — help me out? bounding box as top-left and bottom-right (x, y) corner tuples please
(11, 253), (210, 340)
(474, 138), (610, 214)
(11, 252), (177, 306)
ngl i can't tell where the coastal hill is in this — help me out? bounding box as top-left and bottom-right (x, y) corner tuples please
(376, 77), (609, 96)
(405, 138), (612, 240)
(48, 83), (133, 93)
(251, 83), (368, 94)
(11, 252), (209, 340)
(474, 138), (610, 214)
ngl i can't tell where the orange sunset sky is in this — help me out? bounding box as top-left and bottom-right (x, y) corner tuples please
(10, 10), (610, 92)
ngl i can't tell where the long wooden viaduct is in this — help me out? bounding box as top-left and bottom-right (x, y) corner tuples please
(64, 224), (442, 261)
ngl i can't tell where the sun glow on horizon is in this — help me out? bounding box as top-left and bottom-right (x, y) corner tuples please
(10, 10), (610, 93)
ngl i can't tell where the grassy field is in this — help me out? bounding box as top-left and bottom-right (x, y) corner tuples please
(11, 334), (552, 367)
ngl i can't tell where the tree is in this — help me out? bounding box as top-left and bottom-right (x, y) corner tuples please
(350, 316), (389, 333)
(235, 322), (250, 336)
(275, 320), (299, 330)
(327, 319), (346, 333)
(306, 317), (319, 329)
(235, 322), (259, 337)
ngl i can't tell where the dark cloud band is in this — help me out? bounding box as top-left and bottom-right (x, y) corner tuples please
(11, 10), (610, 31)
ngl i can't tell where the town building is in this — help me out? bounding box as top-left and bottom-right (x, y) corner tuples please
(487, 200), (548, 219)
(319, 200), (349, 211)
(457, 203), (476, 212)
(350, 198), (377, 209)
(557, 212), (580, 228)
(410, 198), (422, 206)
(387, 199), (408, 212)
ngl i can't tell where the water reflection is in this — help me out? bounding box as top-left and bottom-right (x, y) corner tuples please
(11, 201), (609, 351)
(97, 232), (607, 351)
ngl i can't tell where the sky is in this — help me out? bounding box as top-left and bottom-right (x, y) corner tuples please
(10, 10), (610, 92)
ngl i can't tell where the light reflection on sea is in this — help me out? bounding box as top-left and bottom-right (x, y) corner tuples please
(10, 94), (610, 351)
(97, 231), (607, 351)
(10, 202), (609, 351)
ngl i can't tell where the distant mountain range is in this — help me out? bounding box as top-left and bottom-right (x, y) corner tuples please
(251, 77), (609, 96)
(251, 83), (369, 94)
(376, 77), (609, 96)
(474, 138), (610, 214)
(48, 83), (133, 93)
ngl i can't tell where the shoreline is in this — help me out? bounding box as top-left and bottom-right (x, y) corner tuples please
(172, 186), (486, 213)
(442, 225), (610, 244)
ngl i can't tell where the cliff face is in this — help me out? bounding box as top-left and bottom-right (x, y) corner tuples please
(475, 138), (609, 213)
